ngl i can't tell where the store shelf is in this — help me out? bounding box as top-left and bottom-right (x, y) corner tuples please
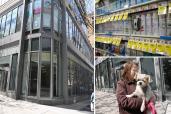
(96, 0), (162, 17)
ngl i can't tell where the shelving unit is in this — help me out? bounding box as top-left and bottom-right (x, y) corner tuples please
(95, 0), (171, 56)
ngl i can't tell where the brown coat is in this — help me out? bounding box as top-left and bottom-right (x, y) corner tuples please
(116, 79), (143, 114)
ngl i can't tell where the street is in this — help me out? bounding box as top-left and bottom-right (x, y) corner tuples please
(95, 90), (171, 114)
(0, 94), (93, 114)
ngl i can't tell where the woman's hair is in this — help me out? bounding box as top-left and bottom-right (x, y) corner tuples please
(121, 61), (138, 81)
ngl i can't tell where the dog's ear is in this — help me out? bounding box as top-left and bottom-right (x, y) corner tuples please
(146, 75), (153, 83)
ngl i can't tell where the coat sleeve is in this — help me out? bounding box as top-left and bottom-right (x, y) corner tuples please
(116, 80), (143, 110)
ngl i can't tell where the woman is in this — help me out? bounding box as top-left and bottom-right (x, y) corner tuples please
(116, 61), (143, 114)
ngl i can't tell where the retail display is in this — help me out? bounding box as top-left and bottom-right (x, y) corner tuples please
(95, 0), (171, 56)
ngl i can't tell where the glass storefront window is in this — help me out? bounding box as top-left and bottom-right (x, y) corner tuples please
(16, 5), (23, 32)
(41, 52), (51, 97)
(31, 38), (39, 51)
(140, 58), (157, 90)
(10, 8), (18, 34)
(4, 11), (11, 37)
(26, 2), (32, 31)
(43, 0), (51, 28)
(33, 0), (41, 29)
(21, 53), (28, 95)
(42, 38), (51, 51)
(9, 54), (18, 90)
(28, 52), (38, 96)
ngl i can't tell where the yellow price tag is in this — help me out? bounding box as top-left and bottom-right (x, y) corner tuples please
(158, 6), (167, 15)
(165, 44), (171, 56)
(156, 43), (165, 53)
(122, 12), (128, 20)
(148, 42), (157, 53)
(169, 3), (171, 13)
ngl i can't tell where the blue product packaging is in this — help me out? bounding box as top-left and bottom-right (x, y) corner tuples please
(136, 0), (142, 4)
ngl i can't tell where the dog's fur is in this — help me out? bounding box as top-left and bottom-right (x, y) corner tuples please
(126, 73), (155, 113)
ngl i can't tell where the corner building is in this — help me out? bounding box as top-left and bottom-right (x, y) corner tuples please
(0, 0), (94, 105)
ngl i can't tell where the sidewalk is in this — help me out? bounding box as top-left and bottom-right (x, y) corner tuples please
(95, 91), (119, 114)
(95, 91), (171, 114)
(0, 94), (92, 114)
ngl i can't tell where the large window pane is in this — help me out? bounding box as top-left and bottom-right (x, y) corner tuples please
(21, 53), (28, 95)
(4, 11), (12, 37)
(42, 38), (51, 51)
(43, 0), (51, 28)
(54, 4), (58, 32)
(28, 53), (38, 96)
(0, 17), (2, 38)
(33, 0), (41, 29)
(10, 8), (18, 34)
(31, 38), (39, 51)
(9, 54), (18, 90)
(0, 15), (6, 38)
(41, 52), (50, 97)
(16, 5), (23, 32)
(26, 2), (32, 31)
(140, 58), (156, 90)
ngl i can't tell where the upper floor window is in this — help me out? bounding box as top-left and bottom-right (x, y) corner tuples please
(33, 0), (41, 29)
(26, 2), (32, 31)
(4, 11), (11, 37)
(16, 5), (23, 32)
(10, 8), (18, 34)
(43, 0), (51, 28)
(0, 15), (6, 38)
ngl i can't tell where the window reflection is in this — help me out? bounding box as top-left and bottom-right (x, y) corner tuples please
(42, 38), (51, 51)
(26, 2), (32, 31)
(43, 0), (51, 28)
(28, 53), (38, 96)
(21, 54), (28, 95)
(68, 59), (93, 96)
(31, 38), (39, 51)
(1, 15), (6, 38)
(9, 54), (18, 90)
(41, 52), (51, 97)
(33, 0), (41, 29)
(16, 5), (23, 32)
(10, 8), (18, 34)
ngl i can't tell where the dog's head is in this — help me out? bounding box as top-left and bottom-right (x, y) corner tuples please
(134, 73), (153, 87)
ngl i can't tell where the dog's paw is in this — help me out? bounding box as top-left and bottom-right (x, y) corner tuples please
(126, 95), (131, 98)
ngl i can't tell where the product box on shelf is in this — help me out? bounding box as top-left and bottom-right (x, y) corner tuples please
(140, 13), (146, 35)
(136, 0), (142, 4)
(152, 11), (159, 36)
(159, 15), (167, 36)
(167, 13), (171, 36)
(146, 12), (152, 35)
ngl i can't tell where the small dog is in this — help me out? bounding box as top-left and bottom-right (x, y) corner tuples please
(126, 73), (156, 113)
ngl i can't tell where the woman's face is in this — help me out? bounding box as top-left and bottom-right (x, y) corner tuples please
(130, 64), (139, 80)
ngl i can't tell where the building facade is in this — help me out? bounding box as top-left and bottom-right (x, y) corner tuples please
(0, 0), (94, 105)
(95, 58), (171, 101)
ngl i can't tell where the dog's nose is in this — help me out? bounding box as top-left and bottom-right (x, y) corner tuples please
(139, 82), (142, 85)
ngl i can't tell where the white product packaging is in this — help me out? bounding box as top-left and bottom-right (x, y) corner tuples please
(152, 11), (159, 36)
(146, 12), (152, 35)
(159, 15), (167, 36)
(140, 13), (146, 35)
